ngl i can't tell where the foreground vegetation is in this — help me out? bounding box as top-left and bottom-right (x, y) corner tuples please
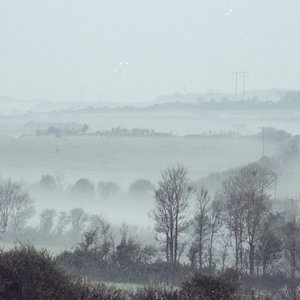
(1, 245), (300, 299)
(0, 245), (240, 299)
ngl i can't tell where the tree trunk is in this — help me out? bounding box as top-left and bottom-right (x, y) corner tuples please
(170, 222), (174, 264)
(291, 249), (296, 279)
(166, 234), (169, 263)
(235, 233), (239, 270)
(199, 240), (203, 269)
(174, 216), (178, 266)
(249, 243), (255, 276)
(262, 259), (266, 276)
(208, 232), (214, 271)
(239, 227), (243, 271)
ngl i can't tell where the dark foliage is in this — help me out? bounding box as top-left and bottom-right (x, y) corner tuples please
(0, 245), (82, 299)
(181, 269), (240, 300)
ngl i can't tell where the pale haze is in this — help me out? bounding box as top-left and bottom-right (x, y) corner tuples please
(0, 0), (299, 103)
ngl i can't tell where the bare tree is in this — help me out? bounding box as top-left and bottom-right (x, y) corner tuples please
(283, 200), (300, 279)
(54, 211), (70, 237)
(220, 233), (230, 272)
(221, 163), (276, 274)
(283, 218), (300, 279)
(256, 228), (282, 276)
(191, 188), (224, 271)
(39, 209), (57, 235)
(242, 164), (274, 275)
(90, 214), (115, 260)
(69, 208), (88, 240)
(193, 187), (210, 269)
(207, 196), (224, 271)
(152, 165), (193, 266)
(0, 179), (34, 235)
(221, 174), (246, 271)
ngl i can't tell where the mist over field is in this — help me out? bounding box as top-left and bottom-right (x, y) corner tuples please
(1, 1), (300, 298)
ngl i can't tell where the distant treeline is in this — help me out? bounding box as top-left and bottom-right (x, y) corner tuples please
(54, 91), (300, 114)
(35, 125), (172, 137)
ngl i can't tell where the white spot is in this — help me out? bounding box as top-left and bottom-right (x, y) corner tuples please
(118, 61), (129, 66)
(226, 8), (233, 17)
(113, 68), (118, 72)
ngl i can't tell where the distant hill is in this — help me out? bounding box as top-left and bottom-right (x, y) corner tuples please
(154, 89), (291, 104)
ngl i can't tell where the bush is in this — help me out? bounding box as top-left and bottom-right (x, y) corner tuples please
(132, 284), (182, 300)
(181, 269), (240, 300)
(0, 245), (82, 299)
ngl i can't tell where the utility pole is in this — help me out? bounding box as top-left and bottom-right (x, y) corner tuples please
(233, 72), (238, 101)
(262, 126), (265, 157)
(80, 85), (83, 102)
(233, 71), (247, 101)
(242, 71), (247, 100)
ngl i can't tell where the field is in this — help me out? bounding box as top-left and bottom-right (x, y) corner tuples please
(0, 135), (280, 186)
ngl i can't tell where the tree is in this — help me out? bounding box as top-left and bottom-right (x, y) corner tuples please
(114, 223), (155, 268)
(0, 179), (34, 235)
(97, 181), (120, 200)
(221, 163), (276, 274)
(256, 229), (282, 276)
(152, 165), (193, 266)
(39, 209), (57, 236)
(191, 188), (223, 271)
(282, 200), (300, 279)
(255, 213), (283, 276)
(207, 196), (223, 271)
(89, 215), (114, 260)
(54, 211), (70, 237)
(73, 178), (95, 196)
(221, 174), (246, 271)
(193, 187), (210, 269)
(128, 179), (154, 197)
(40, 174), (57, 190)
(69, 208), (88, 241)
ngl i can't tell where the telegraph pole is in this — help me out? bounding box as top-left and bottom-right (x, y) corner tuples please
(242, 71), (247, 100)
(233, 72), (238, 101)
(262, 126), (265, 157)
(233, 71), (247, 101)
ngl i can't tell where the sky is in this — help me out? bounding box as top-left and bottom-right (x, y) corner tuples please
(0, 0), (299, 103)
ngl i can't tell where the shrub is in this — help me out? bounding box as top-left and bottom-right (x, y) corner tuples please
(132, 284), (182, 300)
(0, 245), (82, 299)
(180, 270), (240, 300)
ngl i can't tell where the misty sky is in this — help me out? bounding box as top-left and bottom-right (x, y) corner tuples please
(0, 0), (299, 103)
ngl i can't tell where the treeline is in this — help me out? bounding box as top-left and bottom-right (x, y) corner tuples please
(36, 174), (154, 200)
(35, 125), (172, 137)
(36, 124), (89, 137)
(52, 90), (300, 114)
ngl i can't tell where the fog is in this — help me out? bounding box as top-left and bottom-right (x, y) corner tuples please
(1, 1), (300, 295)
(0, 1), (300, 102)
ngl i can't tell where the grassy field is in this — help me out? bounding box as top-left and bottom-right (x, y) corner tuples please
(0, 135), (280, 186)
